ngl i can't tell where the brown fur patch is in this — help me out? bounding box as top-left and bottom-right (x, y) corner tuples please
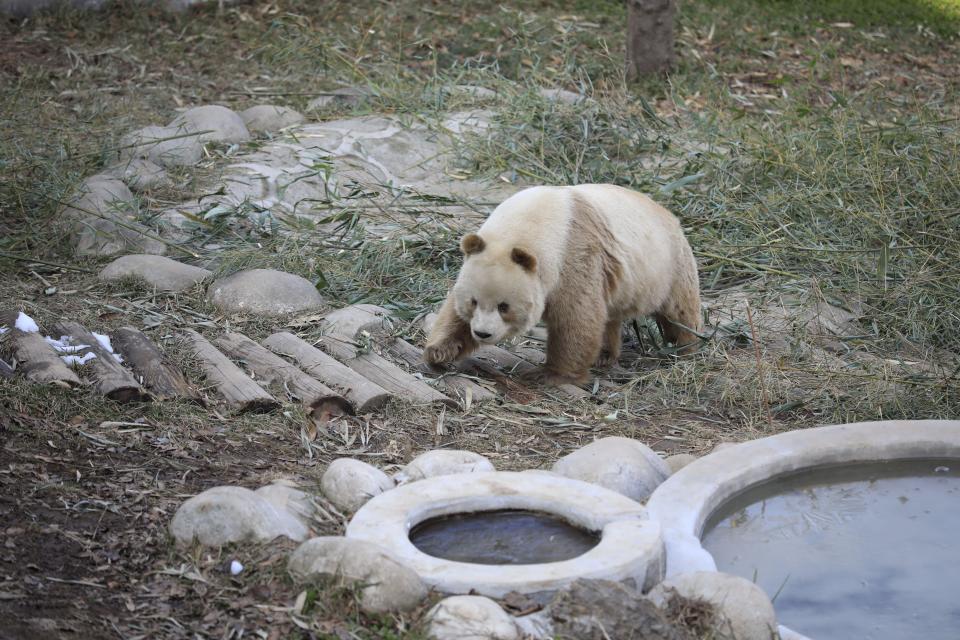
(570, 193), (623, 301)
(460, 233), (485, 255)
(510, 247), (537, 272)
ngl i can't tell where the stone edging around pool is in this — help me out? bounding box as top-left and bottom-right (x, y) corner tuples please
(645, 419), (960, 640)
(346, 470), (665, 598)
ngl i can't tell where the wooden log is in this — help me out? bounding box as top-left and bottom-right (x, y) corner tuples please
(52, 321), (148, 402)
(421, 312), (589, 399)
(181, 329), (278, 412)
(9, 329), (81, 387)
(322, 304), (393, 339)
(385, 337), (496, 404)
(262, 332), (391, 413)
(512, 345), (547, 365)
(215, 332), (353, 419)
(316, 334), (456, 407)
(112, 326), (198, 401)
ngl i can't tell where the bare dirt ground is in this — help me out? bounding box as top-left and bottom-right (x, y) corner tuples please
(2, 0), (960, 638)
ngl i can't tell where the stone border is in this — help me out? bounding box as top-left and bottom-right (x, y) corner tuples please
(346, 471), (664, 598)
(646, 419), (960, 640)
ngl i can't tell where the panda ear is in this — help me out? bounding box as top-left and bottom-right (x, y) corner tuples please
(460, 233), (485, 256)
(511, 247), (537, 272)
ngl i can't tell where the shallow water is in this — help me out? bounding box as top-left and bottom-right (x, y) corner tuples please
(409, 509), (600, 565)
(702, 459), (960, 640)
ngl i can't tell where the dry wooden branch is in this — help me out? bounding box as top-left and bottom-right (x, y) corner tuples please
(315, 334), (457, 407)
(385, 337), (496, 404)
(112, 326), (198, 401)
(215, 332), (353, 419)
(9, 329), (81, 387)
(181, 329), (278, 412)
(52, 322), (148, 402)
(262, 332), (391, 414)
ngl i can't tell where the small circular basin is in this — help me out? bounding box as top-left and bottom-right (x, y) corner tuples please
(410, 509), (600, 565)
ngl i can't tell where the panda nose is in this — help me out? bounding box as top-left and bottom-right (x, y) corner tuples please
(473, 330), (492, 340)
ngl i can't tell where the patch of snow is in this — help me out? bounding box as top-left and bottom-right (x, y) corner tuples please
(15, 312), (39, 333)
(230, 560), (244, 575)
(62, 352), (97, 366)
(93, 331), (123, 363)
(45, 335), (91, 353)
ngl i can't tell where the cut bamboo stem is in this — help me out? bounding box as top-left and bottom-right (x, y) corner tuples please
(262, 332), (391, 414)
(9, 329), (81, 387)
(215, 332), (353, 419)
(52, 321), (148, 402)
(113, 326), (198, 401)
(181, 329), (278, 412)
(385, 337), (496, 404)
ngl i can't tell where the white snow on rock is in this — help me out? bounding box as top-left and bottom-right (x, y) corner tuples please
(15, 312), (39, 333)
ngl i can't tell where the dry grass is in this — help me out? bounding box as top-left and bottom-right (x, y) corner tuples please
(2, 0), (960, 637)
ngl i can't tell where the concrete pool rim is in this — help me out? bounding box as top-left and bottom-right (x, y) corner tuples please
(346, 470), (665, 597)
(645, 419), (960, 640)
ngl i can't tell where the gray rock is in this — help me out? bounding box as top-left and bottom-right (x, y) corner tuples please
(61, 175), (166, 257)
(446, 85), (498, 101)
(170, 485), (311, 547)
(322, 304), (394, 339)
(120, 125), (204, 168)
(395, 450), (495, 484)
(253, 480), (315, 522)
(321, 458), (394, 513)
(306, 87), (371, 110)
(551, 437), (671, 502)
(288, 537), (426, 613)
(106, 158), (168, 191)
(99, 254), (211, 292)
(206, 268), (325, 316)
(712, 442), (738, 453)
(648, 572), (778, 640)
(426, 596), (519, 640)
(169, 105), (250, 144)
(665, 453), (698, 474)
(538, 88), (587, 105)
(549, 579), (693, 640)
(240, 105), (306, 134)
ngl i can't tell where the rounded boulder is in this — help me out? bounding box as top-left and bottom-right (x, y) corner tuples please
(648, 571), (778, 640)
(206, 268), (325, 316)
(426, 595), (519, 640)
(396, 449), (494, 484)
(321, 458), (394, 513)
(99, 254), (211, 292)
(551, 437), (670, 502)
(240, 105), (305, 134)
(288, 537), (426, 613)
(169, 105), (250, 144)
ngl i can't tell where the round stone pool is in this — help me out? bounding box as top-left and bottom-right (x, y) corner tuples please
(410, 509), (600, 565)
(702, 459), (960, 640)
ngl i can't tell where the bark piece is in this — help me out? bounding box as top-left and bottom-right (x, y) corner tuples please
(316, 334), (456, 407)
(262, 332), (391, 414)
(9, 330), (81, 387)
(385, 338), (496, 404)
(214, 332), (353, 419)
(112, 326), (198, 401)
(52, 321), (148, 402)
(181, 329), (278, 412)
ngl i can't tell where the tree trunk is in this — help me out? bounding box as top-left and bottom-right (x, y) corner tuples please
(626, 0), (676, 79)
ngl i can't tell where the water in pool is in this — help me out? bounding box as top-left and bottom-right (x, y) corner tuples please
(409, 509), (599, 565)
(702, 459), (960, 640)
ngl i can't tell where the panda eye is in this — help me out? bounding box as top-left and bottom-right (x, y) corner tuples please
(471, 298), (477, 307)
(498, 302), (510, 314)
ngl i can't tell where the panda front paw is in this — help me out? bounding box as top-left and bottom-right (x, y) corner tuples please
(423, 340), (462, 367)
